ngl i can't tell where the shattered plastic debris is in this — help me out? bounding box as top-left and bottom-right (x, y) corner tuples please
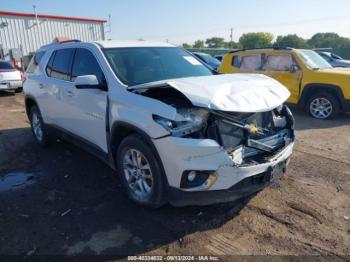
(26, 247), (37, 257)
(61, 209), (72, 217)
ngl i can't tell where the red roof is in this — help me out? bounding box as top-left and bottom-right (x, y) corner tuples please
(0, 10), (107, 23)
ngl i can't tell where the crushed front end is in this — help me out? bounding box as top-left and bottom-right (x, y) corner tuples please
(206, 105), (294, 167)
(130, 74), (295, 206)
(152, 104), (295, 206)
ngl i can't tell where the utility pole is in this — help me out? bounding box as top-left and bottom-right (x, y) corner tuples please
(230, 28), (234, 49)
(105, 14), (112, 40)
(33, 5), (39, 26)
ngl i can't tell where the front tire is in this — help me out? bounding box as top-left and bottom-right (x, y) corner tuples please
(116, 135), (166, 208)
(306, 92), (340, 120)
(29, 105), (50, 147)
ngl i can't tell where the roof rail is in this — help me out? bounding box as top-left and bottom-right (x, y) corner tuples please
(273, 46), (293, 50)
(229, 46), (293, 53)
(312, 48), (333, 51)
(59, 39), (81, 44)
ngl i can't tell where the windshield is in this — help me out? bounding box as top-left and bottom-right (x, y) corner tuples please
(103, 47), (213, 86)
(197, 53), (220, 66)
(297, 50), (333, 70)
(0, 61), (14, 70)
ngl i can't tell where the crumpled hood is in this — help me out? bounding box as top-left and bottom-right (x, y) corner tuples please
(130, 74), (290, 112)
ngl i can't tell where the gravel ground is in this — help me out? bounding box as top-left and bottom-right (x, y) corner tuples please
(0, 91), (349, 261)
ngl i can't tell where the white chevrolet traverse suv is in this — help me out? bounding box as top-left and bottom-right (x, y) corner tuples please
(24, 40), (295, 208)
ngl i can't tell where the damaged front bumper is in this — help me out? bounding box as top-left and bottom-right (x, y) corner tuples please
(153, 135), (294, 206)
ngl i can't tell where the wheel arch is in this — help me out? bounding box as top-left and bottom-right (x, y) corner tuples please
(109, 121), (169, 186)
(24, 95), (39, 118)
(299, 84), (345, 109)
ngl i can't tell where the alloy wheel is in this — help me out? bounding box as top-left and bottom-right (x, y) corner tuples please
(122, 148), (154, 201)
(310, 97), (333, 119)
(31, 112), (44, 142)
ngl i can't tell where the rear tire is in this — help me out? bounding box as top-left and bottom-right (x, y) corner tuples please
(29, 105), (50, 147)
(116, 134), (166, 208)
(306, 92), (340, 120)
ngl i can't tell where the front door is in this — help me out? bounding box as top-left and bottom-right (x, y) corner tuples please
(63, 48), (108, 152)
(262, 53), (302, 104)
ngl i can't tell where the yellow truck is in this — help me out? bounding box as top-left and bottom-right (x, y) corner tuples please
(219, 47), (350, 119)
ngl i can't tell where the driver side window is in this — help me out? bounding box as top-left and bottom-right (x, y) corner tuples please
(71, 48), (105, 85)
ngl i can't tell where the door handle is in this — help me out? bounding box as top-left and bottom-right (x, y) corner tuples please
(39, 83), (45, 89)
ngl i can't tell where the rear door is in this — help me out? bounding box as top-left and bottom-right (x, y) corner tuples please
(44, 48), (75, 127)
(262, 53), (302, 104)
(63, 48), (108, 152)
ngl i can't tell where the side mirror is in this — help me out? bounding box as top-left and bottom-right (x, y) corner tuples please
(74, 75), (99, 89)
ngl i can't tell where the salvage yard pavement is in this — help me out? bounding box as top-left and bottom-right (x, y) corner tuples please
(0, 91), (349, 259)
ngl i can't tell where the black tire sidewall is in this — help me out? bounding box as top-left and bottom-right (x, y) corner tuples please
(29, 106), (49, 147)
(306, 92), (340, 120)
(116, 135), (165, 208)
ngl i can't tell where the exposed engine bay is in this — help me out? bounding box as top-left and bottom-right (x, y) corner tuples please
(133, 86), (295, 166)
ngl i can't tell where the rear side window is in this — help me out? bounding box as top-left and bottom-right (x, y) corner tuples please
(46, 49), (74, 81)
(71, 48), (105, 83)
(0, 61), (14, 70)
(237, 54), (262, 71)
(263, 54), (293, 71)
(27, 51), (46, 73)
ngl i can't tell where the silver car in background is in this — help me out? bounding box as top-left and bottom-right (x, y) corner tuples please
(317, 51), (350, 68)
(0, 60), (23, 93)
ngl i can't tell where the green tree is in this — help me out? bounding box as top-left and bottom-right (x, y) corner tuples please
(223, 41), (242, 49)
(206, 37), (225, 48)
(273, 34), (308, 48)
(193, 40), (205, 49)
(239, 32), (274, 49)
(307, 33), (350, 48)
(182, 43), (192, 49)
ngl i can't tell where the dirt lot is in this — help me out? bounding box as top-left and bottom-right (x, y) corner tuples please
(0, 91), (349, 260)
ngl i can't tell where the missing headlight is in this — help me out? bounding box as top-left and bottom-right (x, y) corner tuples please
(153, 108), (209, 137)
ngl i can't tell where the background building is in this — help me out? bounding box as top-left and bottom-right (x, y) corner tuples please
(0, 10), (106, 67)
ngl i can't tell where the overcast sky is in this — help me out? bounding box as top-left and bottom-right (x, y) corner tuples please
(2, 0), (350, 44)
